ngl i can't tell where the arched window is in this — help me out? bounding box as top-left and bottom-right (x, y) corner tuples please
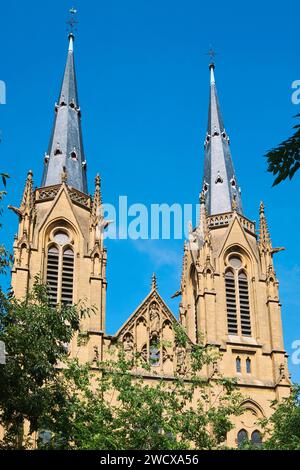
(149, 337), (160, 366)
(251, 430), (262, 447)
(47, 246), (59, 306)
(237, 429), (248, 447)
(236, 357), (241, 373)
(238, 272), (251, 336)
(61, 248), (74, 305)
(225, 270), (238, 334)
(46, 231), (74, 306)
(225, 257), (252, 337)
(246, 357), (251, 374)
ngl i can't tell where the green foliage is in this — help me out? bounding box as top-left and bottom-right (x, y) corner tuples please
(38, 327), (243, 450)
(266, 114), (300, 186)
(259, 385), (300, 450)
(0, 279), (88, 449)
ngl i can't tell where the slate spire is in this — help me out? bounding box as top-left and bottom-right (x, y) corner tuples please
(202, 63), (242, 215)
(41, 33), (88, 193)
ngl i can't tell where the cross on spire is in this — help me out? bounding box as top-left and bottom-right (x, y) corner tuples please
(67, 6), (78, 35)
(206, 45), (217, 66)
(41, 10), (88, 194)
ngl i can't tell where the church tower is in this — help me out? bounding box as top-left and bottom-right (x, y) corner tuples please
(10, 33), (107, 364)
(180, 62), (291, 446)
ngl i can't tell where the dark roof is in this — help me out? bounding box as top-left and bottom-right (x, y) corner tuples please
(41, 34), (88, 194)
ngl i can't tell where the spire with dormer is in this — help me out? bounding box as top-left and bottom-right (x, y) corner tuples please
(202, 63), (242, 216)
(41, 32), (88, 194)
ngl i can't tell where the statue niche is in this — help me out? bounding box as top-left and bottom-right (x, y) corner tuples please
(149, 302), (160, 336)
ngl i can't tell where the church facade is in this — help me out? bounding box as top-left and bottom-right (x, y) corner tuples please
(9, 33), (291, 447)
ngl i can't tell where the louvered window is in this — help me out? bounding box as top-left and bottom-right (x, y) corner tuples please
(47, 246), (59, 307)
(46, 232), (74, 306)
(225, 258), (252, 337)
(61, 248), (74, 305)
(225, 270), (238, 334)
(238, 272), (251, 336)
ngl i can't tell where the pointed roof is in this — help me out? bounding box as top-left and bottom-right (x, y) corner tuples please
(41, 33), (88, 194)
(202, 63), (243, 216)
(259, 201), (272, 247)
(151, 273), (158, 291)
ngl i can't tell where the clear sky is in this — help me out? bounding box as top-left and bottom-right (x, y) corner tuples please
(0, 0), (299, 382)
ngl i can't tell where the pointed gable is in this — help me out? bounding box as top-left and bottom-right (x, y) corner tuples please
(113, 282), (190, 377)
(217, 213), (259, 263)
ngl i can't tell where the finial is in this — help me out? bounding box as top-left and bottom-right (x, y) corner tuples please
(200, 190), (206, 205)
(27, 170), (33, 179)
(94, 173), (102, 205)
(61, 166), (68, 183)
(232, 193), (237, 212)
(260, 201), (265, 214)
(206, 46), (216, 84)
(67, 6), (78, 47)
(151, 273), (157, 291)
(95, 174), (101, 187)
(206, 46), (216, 65)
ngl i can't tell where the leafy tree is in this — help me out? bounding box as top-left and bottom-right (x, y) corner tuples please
(39, 328), (243, 450)
(259, 385), (300, 450)
(0, 281), (89, 449)
(266, 114), (300, 186)
(0, 173), (242, 450)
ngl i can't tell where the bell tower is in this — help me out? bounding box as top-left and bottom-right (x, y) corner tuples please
(10, 32), (107, 364)
(181, 62), (291, 446)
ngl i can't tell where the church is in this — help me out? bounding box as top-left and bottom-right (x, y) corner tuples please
(9, 31), (291, 447)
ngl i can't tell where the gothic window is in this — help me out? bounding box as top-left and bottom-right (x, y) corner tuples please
(46, 231), (74, 306)
(246, 357), (251, 374)
(238, 272), (251, 336)
(225, 256), (252, 337)
(236, 357), (241, 373)
(47, 246), (59, 306)
(237, 429), (248, 447)
(61, 248), (74, 305)
(149, 337), (160, 366)
(225, 270), (238, 335)
(251, 430), (262, 447)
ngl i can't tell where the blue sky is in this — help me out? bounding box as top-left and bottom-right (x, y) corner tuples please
(0, 0), (299, 382)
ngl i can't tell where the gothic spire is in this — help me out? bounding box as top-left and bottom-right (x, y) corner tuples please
(151, 273), (158, 291)
(202, 63), (243, 216)
(41, 32), (88, 194)
(197, 190), (208, 240)
(20, 170), (34, 215)
(259, 201), (272, 247)
(91, 174), (102, 227)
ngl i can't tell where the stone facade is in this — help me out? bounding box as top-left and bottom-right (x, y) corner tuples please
(8, 35), (291, 448)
